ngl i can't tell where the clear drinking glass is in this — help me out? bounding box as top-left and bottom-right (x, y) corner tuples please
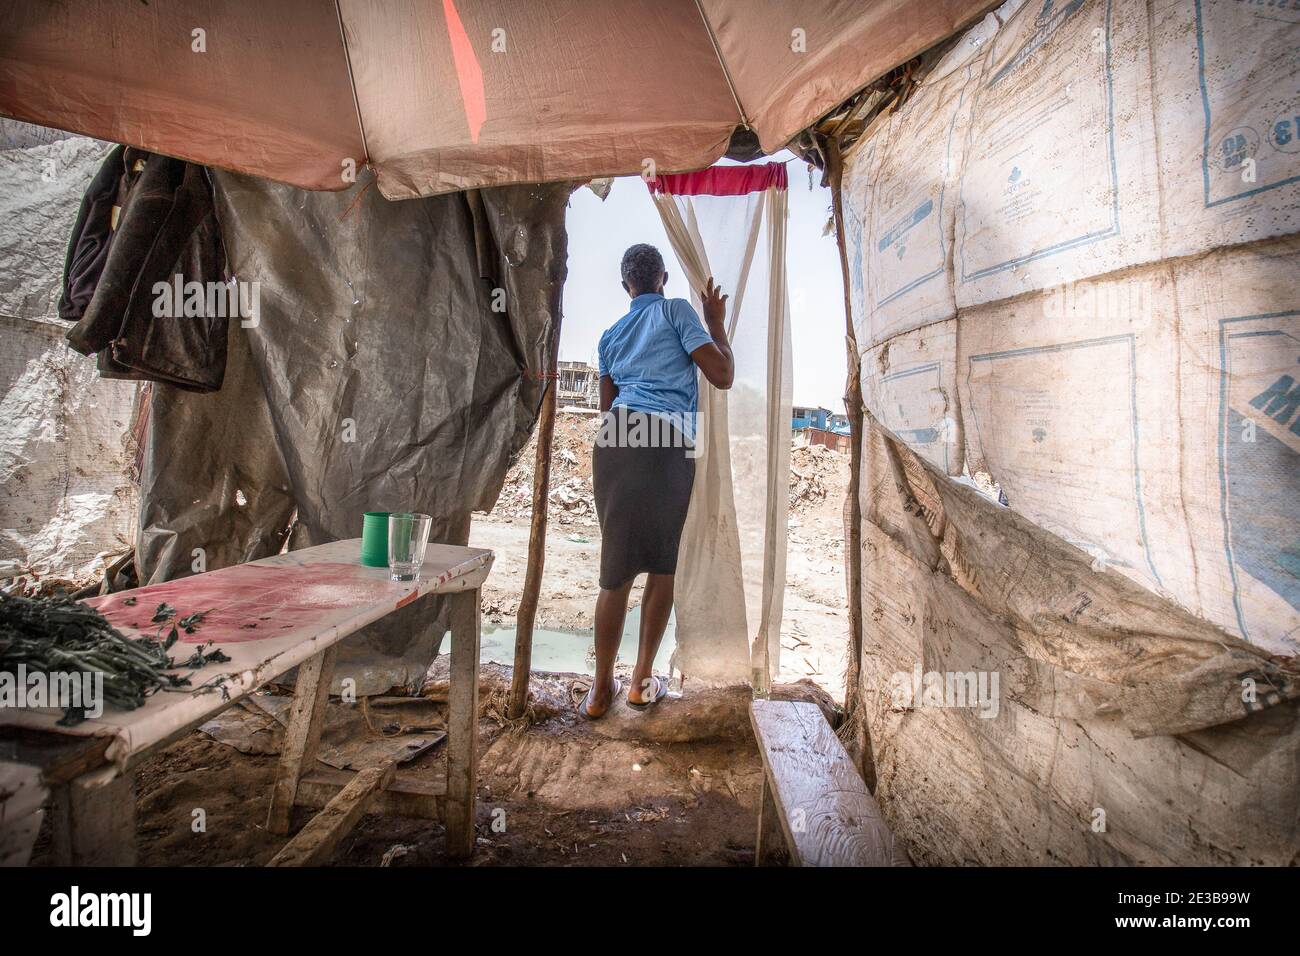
(387, 512), (432, 582)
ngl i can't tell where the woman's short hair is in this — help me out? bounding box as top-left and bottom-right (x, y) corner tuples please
(620, 243), (665, 292)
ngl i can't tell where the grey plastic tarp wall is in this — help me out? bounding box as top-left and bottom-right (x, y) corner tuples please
(137, 172), (570, 694)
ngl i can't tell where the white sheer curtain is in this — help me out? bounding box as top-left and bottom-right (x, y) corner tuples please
(648, 164), (792, 689)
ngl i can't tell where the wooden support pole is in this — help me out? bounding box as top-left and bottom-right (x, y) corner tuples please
(826, 137), (871, 788)
(507, 366), (559, 719)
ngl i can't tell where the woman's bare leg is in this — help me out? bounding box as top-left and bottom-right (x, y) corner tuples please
(587, 577), (634, 716)
(628, 572), (674, 703)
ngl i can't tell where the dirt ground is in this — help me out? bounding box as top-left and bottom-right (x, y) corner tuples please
(479, 413), (851, 699)
(29, 415), (854, 867)
(31, 668), (837, 867)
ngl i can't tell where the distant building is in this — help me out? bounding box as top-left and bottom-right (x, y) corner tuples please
(828, 412), (849, 431)
(792, 405), (832, 430)
(558, 360), (599, 409)
(795, 426), (849, 454)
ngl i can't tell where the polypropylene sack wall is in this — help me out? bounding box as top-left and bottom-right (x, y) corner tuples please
(856, 412), (1299, 864)
(842, 0), (1300, 654)
(840, 0), (1300, 864)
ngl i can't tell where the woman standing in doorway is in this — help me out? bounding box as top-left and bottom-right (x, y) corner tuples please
(577, 243), (734, 719)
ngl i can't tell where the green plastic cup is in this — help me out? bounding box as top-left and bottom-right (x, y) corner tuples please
(360, 511), (391, 567)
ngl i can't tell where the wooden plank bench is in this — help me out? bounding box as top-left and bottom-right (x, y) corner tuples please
(749, 698), (910, 867)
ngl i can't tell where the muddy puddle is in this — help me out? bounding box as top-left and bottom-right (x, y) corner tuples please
(448, 605), (676, 675)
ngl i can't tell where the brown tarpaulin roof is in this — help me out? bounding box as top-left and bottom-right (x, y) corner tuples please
(0, 0), (991, 198)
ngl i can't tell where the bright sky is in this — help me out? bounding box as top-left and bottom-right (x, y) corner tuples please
(560, 150), (847, 412)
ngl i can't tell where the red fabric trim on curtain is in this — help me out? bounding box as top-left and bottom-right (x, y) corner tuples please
(647, 162), (788, 196)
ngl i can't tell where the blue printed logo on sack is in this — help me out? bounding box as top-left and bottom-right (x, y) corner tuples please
(1218, 128), (1260, 172)
(1219, 314), (1300, 650)
(986, 0), (1087, 87)
(1232, 361), (1300, 610)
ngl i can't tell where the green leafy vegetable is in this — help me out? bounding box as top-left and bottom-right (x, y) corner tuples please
(0, 593), (231, 726)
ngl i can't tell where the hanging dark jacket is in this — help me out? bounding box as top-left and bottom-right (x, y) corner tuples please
(58, 144), (124, 324)
(62, 147), (227, 392)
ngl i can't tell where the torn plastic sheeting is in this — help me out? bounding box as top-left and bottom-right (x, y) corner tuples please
(0, 134), (114, 322)
(138, 172), (571, 695)
(865, 414), (1296, 738)
(0, 315), (140, 582)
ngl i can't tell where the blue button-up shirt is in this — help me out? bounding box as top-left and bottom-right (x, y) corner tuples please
(597, 292), (713, 439)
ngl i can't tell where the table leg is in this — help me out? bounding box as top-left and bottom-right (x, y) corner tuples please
(51, 766), (137, 866)
(267, 644), (337, 835)
(446, 588), (480, 859)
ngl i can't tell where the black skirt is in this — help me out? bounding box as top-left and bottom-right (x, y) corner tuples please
(592, 408), (696, 589)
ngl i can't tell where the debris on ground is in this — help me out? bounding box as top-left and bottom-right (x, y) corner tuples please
(488, 413), (602, 526)
(789, 443), (839, 513)
(472, 411), (853, 698)
(380, 843), (418, 866)
(96, 668), (835, 868)
(487, 412), (850, 526)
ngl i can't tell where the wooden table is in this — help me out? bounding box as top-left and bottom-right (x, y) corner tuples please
(0, 538), (492, 864)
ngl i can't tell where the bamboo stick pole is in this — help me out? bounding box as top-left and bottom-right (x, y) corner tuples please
(826, 138), (867, 762)
(506, 366), (558, 719)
